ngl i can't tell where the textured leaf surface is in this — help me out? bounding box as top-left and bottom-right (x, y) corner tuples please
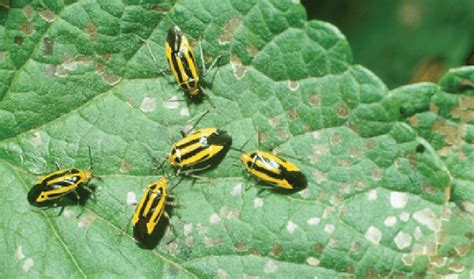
(0, 0), (472, 277)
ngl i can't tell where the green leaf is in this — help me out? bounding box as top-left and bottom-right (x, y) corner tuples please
(0, 0), (472, 277)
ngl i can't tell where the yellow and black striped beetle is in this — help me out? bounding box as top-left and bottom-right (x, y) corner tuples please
(240, 146), (307, 192)
(168, 128), (232, 175)
(165, 25), (220, 103)
(27, 148), (96, 207)
(132, 175), (172, 245)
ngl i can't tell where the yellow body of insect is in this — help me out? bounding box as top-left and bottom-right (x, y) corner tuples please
(241, 150), (307, 191)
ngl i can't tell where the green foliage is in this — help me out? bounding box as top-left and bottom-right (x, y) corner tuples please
(0, 0), (472, 277)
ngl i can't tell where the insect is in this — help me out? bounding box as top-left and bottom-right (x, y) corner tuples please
(132, 175), (172, 244)
(241, 150), (307, 191)
(165, 25), (220, 103)
(168, 128), (232, 174)
(27, 148), (95, 207)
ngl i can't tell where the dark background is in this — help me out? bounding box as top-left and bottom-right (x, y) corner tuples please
(302, 0), (474, 89)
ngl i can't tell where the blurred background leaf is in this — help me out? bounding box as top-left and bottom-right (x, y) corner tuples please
(303, 0), (474, 88)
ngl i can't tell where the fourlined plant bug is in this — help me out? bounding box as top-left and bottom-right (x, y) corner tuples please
(233, 133), (308, 192)
(240, 150), (307, 192)
(27, 147), (97, 208)
(168, 127), (232, 175)
(132, 175), (174, 247)
(164, 25), (220, 103)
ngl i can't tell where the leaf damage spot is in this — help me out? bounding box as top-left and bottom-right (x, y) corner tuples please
(217, 268), (229, 279)
(39, 9), (56, 22)
(85, 22), (97, 41)
(287, 108), (299, 120)
(413, 226), (423, 240)
(43, 37), (54, 56)
(365, 226), (382, 244)
(63, 209), (76, 218)
(288, 80), (299, 91)
(16, 246), (25, 261)
(397, 2), (422, 27)
(126, 192), (136, 205)
(230, 183), (243, 196)
(384, 216), (397, 227)
(119, 160), (132, 173)
(204, 236), (224, 247)
(246, 45), (259, 57)
(307, 217), (320, 226)
(77, 214), (97, 229)
(234, 242), (247, 250)
(309, 93), (321, 106)
(264, 260), (278, 273)
(14, 36), (24, 45)
(271, 243), (282, 256)
(253, 197), (263, 208)
(390, 191), (408, 209)
(163, 96), (181, 109)
(413, 208), (440, 231)
(219, 17), (242, 45)
(20, 22), (34, 36)
(399, 211), (410, 222)
(324, 224), (335, 234)
(209, 213), (221, 224)
(367, 189), (378, 201)
(219, 206), (240, 220)
(394, 231), (412, 249)
(350, 241), (360, 253)
(312, 169), (327, 183)
(22, 258), (34, 273)
(448, 262), (464, 273)
(180, 107), (190, 117)
(29, 131), (41, 147)
(230, 54), (246, 80)
(184, 224), (193, 235)
(337, 104), (349, 118)
(102, 72), (121, 85)
(454, 243), (470, 257)
(23, 5), (35, 20)
(306, 257), (320, 266)
(401, 254), (415, 266)
(140, 97), (156, 112)
(286, 220), (298, 234)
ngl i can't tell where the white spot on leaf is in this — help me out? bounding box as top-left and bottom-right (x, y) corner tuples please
(163, 96), (180, 109)
(77, 214), (97, 228)
(288, 80), (299, 91)
(413, 227), (423, 240)
(384, 216), (397, 227)
(367, 189), (378, 201)
(184, 224), (193, 235)
(307, 217), (320, 226)
(365, 226), (382, 244)
(126, 192), (137, 205)
(401, 254), (414, 266)
(390, 192), (408, 208)
(306, 257), (319, 266)
(16, 246), (25, 261)
(22, 258), (34, 272)
(210, 213), (221, 224)
(217, 268), (229, 279)
(324, 224), (335, 234)
(230, 183), (243, 196)
(63, 209), (76, 218)
(140, 97), (156, 112)
(180, 107), (190, 117)
(29, 131), (41, 147)
(253, 197), (263, 208)
(264, 260), (278, 273)
(399, 211), (410, 222)
(413, 208), (440, 231)
(286, 220), (298, 234)
(394, 231), (412, 249)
